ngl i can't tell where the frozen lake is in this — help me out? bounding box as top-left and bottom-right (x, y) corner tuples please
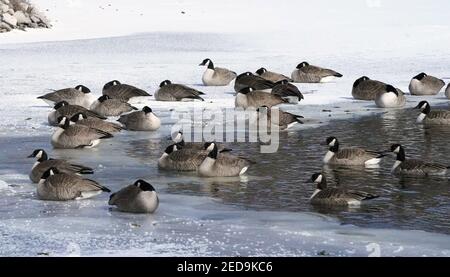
(1, 32), (450, 256)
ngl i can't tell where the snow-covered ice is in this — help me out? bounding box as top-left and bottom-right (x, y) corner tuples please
(1, 0), (450, 256)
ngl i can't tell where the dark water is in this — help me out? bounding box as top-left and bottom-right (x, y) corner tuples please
(160, 107), (450, 235)
(1, 107), (450, 235)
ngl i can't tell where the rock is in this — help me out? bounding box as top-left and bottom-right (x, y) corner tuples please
(14, 11), (31, 25)
(2, 12), (17, 27)
(0, 22), (12, 31)
(3, 0), (10, 4)
(1, 4), (9, 13)
(18, 2), (29, 12)
(7, 8), (13, 15)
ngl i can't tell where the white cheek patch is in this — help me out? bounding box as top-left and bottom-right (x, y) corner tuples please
(329, 139), (336, 146)
(206, 143), (215, 151)
(36, 151), (43, 159)
(316, 175), (323, 183)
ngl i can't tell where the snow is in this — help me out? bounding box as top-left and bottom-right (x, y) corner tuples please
(1, 0), (450, 256)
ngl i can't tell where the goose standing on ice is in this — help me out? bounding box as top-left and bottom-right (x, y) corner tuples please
(309, 173), (379, 206)
(117, 106), (161, 131)
(255, 67), (293, 83)
(199, 58), (237, 86)
(102, 80), (151, 102)
(155, 80), (205, 101)
(390, 144), (449, 176)
(257, 106), (304, 130)
(90, 95), (138, 117)
(37, 167), (110, 201)
(51, 116), (113, 149)
(234, 72), (275, 92)
(408, 73), (445, 96)
(415, 100), (450, 125)
(322, 136), (387, 167)
(28, 149), (94, 183)
(291, 62), (342, 83)
(48, 101), (106, 126)
(70, 113), (122, 133)
(235, 87), (288, 108)
(109, 179), (159, 213)
(158, 143), (214, 171)
(198, 142), (252, 177)
(375, 84), (406, 108)
(38, 85), (95, 108)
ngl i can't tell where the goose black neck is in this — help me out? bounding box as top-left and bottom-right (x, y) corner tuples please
(208, 145), (218, 159)
(318, 176), (327, 190)
(329, 141), (339, 153)
(38, 151), (48, 162)
(396, 147), (406, 162)
(207, 61), (214, 70)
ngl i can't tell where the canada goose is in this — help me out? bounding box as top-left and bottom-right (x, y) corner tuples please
(198, 143), (252, 177)
(323, 136), (386, 166)
(234, 72), (275, 92)
(170, 131), (232, 152)
(155, 80), (205, 101)
(235, 87), (288, 108)
(309, 173), (378, 206)
(117, 106), (161, 131)
(271, 80), (304, 101)
(351, 76), (386, 100)
(38, 85), (94, 108)
(158, 143), (213, 171)
(28, 149), (93, 183)
(70, 113), (122, 133)
(51, 116), (113, 149)
(409, 73), (445, 96)
(414, 100), (450, 125)
(108, 180), (159, 213)
(48, 101), (106, 126)
(90, 95), (137, 117)
(38, 167), (110, 201)
(375, 84), (406, 108)
(445, 83), (450, 99)
(255, 67), (293, 83)
(257, 106), (304, 130)
(291, 62), (342, 83)
(390, 144), (448, 176)
(102, 80), (151, 102)
(199, 58), (237, 86)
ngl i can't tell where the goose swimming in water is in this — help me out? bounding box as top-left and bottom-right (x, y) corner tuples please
(415, 100), (450, 125)
(28, 149), (94, 183)
(291, 62), (342, 83)
(109, 179), (159, 213)
(390, 144), (449, 176)
(199, 58), (237, 86)
(309, 173), (379, 206)
(257, 106), (304, 130)
(198, 142), (252, 177)
(323, 136), (386, 167)
(37, 167), (110, 201)
(158, 143), (213, 171)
